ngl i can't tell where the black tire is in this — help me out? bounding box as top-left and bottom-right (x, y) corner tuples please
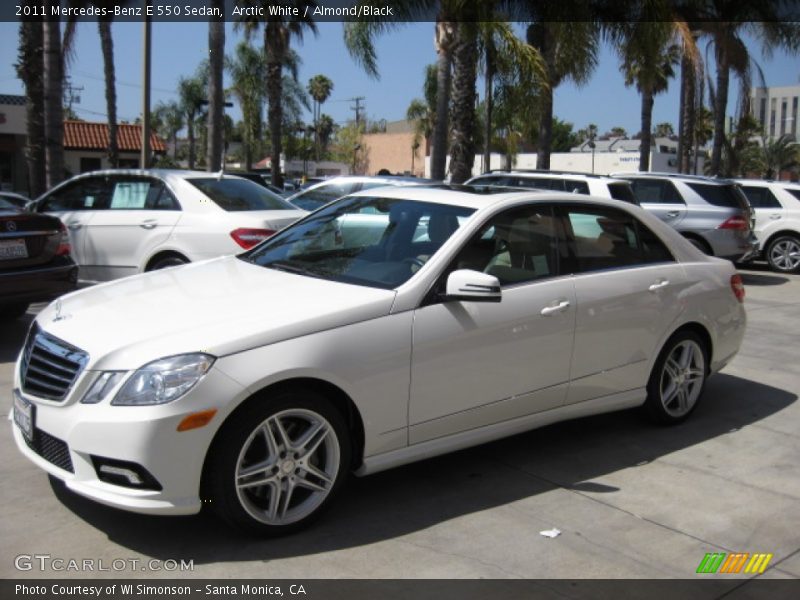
(766, 234), (800, 274)
(147, 255), (188, 271)
(685, 236), (712, 255)
(644, 330), (708, 425)
(204, 389), (351, 536)
(1, 303), (30, 320)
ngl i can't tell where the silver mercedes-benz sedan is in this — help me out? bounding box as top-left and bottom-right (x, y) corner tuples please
(12, 186), (746, 535)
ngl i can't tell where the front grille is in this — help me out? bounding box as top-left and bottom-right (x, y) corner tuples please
(24, 429), (74, 473)
(21, 323), (88, 402)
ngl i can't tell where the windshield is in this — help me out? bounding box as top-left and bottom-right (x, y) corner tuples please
(187, 177), (296, 211)
(243, 196), (476, 289)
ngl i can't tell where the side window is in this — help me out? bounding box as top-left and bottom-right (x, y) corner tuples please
(515, 177), (563, 191)
(39, 177), (110, 212)
(565, 180), (590, 194)
(632, 179), (684, 204)
(740, 186), (782, 209)
(450, 205), (562, 287)
(785, 189), (800, 202)
(564, 206), (674, 273)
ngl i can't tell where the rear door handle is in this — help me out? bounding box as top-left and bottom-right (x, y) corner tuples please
(66, 222), (82, 231)
(648, 279), (670, 292)
(770, 214), (782, 220)
(666, 211), (680, 218)
(139, 220), (157, 230)
(541, 300), (570, 316)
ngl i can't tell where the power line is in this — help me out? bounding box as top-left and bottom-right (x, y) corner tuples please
(73, 69), (179, 96)
(347, 96), (365, 127)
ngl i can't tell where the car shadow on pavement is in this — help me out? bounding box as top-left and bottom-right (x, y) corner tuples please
(738, 272), (790, 286)
(48, 372), (796, 563)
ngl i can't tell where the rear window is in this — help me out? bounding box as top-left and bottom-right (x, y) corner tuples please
(188, 178), (295, 212)
(686, 183), (744, 209)
(607, 182), (638, 204)
(290, 182), (358, 212)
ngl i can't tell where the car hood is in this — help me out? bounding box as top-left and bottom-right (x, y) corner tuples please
(33, 256), (396, 370)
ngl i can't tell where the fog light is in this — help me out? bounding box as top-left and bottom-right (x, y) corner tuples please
(91, 456), (162, 490)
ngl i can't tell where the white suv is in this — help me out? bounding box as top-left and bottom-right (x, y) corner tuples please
(736, 179), (800, 273)
(466, 170), (639, 204)
(32, 170), (306, 282)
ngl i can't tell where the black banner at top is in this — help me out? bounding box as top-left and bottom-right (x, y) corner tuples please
(5, 0), (800, 23)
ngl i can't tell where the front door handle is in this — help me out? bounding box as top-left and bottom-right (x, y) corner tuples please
(770, 214), (782, 220)
(66, 222), (82, 231)
(648, 279), (670, 292)
(139, 220), (157, 230)
(541, 300), (570, 316)
(665, 211), (680, 218)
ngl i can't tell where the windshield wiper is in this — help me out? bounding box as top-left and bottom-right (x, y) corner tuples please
(266, 260), (326, 279)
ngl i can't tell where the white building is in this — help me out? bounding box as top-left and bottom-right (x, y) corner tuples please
(751, 84), (800, 141)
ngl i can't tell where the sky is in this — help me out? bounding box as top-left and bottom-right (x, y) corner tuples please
(1, 20), (799, 137)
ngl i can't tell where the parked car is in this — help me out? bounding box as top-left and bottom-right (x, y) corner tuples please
(228, 172), (292, 197)
(735, 179), (800, 273)
(0, 191), (31, 209)
(466, 170), (639, 204)
(0, 197), (78, 319)
(613, 173), (757, 261)
(286, 175), (437, 212)
(12, 186), (746, 535)
(30, 169), (306, 282)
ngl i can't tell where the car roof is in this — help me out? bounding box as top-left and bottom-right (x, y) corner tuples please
(612, 172), (738, 185)
(734, 178), (800, 188)
(473, 170), (629, 182)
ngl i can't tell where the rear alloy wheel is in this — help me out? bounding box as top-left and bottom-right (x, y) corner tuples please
(148, 255), (188, 271)
(645, 332), (707, 424)
(1, 303), (30, 320)
(766, 235), (800, 274)
(206, 391), (350, 535)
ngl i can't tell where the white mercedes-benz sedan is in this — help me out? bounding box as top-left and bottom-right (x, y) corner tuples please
(11, 186), (746, 535)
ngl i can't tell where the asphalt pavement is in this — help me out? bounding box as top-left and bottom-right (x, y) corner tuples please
(1, 264), (798, 582)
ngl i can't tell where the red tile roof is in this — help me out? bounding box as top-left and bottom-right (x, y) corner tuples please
(63, 120), (166, 152)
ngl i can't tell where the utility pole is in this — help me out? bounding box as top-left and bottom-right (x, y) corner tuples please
(63, 77), (83, 113)
(348, 96), (365, 128)
(140, 1), (152, 168)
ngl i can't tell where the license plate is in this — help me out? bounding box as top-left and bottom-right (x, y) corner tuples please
(13, 390), (34, 442)
(0, 239), (28, 260)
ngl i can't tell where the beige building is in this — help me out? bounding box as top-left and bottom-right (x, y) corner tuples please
(362, 120), (426, 177)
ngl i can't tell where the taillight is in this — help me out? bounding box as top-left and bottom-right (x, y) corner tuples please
(730, 274), (745, 303)
(56, 222), (71, 256)
(230, 228), (276, 249)
(718, 216), (748, 231)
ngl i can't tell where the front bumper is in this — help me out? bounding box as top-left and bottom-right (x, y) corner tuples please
(11, 361), (247, 516)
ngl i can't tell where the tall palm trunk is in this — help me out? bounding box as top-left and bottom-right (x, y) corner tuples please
(449, 23), (478, 184)
(677, 54), (696, 173)
(528, 24), (556, 170)
(483, 42), (494, 174)
(430, 20), (454, 180)
(207, 3), (224, 171)
(98, 18), (118, 168)
(639, 90), (654, 171)
(43, 9), (64, 189)
(187, 111), (196, 169)
(710, 39), (730, 176)
(266, 24), (287, 188)
(17, 18), (46, 196)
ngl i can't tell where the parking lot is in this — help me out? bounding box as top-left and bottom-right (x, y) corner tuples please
(1, 264), (798, 581)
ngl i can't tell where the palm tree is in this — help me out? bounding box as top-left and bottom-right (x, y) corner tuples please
(153, 101), (184, 160)
(226, 41), (267, 171)
(524, 1), (600, 170)
(239, 1), (318, 187)
(178, 66), (208, 170)
(97, 13), (118, 168)
(693, 10), (800, 175)
(307, 74), (334, 160)
(15, 13), (46, 196)
(207, 0), (225, 171)
(758, 134), (800, 179)
(611, 17), (682, 172)
(316, 114), (336, 158)
(43, 3), (64, 188)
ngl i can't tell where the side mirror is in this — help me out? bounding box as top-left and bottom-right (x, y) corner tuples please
(443, 269), (502, 303)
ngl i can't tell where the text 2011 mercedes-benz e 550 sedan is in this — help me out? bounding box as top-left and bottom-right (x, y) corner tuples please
(11, 186), (746, 535)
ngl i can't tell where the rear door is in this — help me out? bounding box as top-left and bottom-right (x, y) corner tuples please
(738, 184), (783, 240)
(83, 176), (181, 280)
(629, 178), (687, 227)
(561, 203), (686, 404)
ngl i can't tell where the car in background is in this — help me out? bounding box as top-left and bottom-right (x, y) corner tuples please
(228, 172), (293, 197)
(466, 170), (639, 204)
(30, 169), (306, 282)
(613, 173), (757, 261)
(0, 197), (78, 319)
(12, 185), (746, 535)
(735, 179), (800, 273)
(0, 191), (31, 209)
(286, 175), (437, 212)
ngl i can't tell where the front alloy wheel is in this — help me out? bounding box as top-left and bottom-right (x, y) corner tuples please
(206, 391), (350, 535)
(766, 235), (800, 274)
(645, 332), (707, 424)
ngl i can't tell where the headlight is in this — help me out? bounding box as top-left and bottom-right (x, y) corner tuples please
(111, 353), (215, 406)
(81, 371), (125, 404)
